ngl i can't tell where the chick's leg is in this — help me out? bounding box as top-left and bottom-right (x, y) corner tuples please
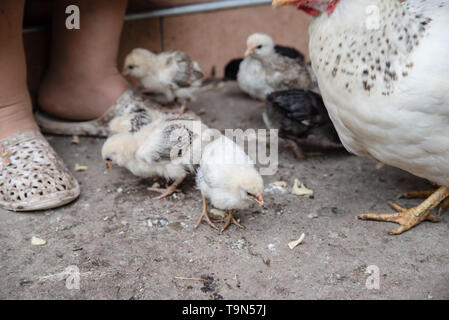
(358, 186), (449, 235)
(147, 177), (184, 199)
(222, 209), (243, 231)
(286, 139), (306, 159)
(282, 138), (323, 160)
(174, 98), (189, 115)
(178, 101), (188, 115)
(195, 196), (218, 230)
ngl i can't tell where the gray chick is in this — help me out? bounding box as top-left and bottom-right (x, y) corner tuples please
(263, 89), (342, 159)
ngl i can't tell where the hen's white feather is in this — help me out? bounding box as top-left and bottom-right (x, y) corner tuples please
(308, 0), (449, 186)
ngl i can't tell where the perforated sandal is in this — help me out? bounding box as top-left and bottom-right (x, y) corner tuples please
(0, 130), (80, 211)
(34, 89), (166, 137)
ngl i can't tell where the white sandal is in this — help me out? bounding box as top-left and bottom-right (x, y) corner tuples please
(0, 130), (80, 211)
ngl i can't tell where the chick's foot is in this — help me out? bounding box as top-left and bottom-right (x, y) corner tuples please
(358, 186), (449, 235)
(147, 186), (181, 199)
(147, 177), (184, 200)
(285, 139), (324, 159)
(285, 139), (306, 159)
(177, 101), (188, 115)
(195, 196), (218, 230)
(221, 209), (243, 232)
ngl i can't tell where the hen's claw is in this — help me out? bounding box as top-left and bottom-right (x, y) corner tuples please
(358, 186), (449, 235)
(400, 190), (435, 199)
(439, 198), (449, 214)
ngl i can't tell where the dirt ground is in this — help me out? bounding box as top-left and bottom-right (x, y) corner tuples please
(1, 82), (448, 300)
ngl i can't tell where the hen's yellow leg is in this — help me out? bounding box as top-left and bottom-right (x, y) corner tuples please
(359, 186), (449, 235)
(195, 196), (218, 230)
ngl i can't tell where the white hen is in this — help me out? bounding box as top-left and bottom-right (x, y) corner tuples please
(102, 117), (208, 199)
(123, 48), (204, 113)
(275, 0), (449, 234)
(196, 135), (264, 231)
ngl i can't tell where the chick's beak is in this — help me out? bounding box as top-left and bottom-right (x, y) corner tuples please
(272, 0), (297, 7)
(122, 67), (130, 76)
(244, 47), (255, 57)
(254, 194), (264, 207)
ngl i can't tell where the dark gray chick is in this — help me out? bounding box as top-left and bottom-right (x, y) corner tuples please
(263, 89), (342, 159)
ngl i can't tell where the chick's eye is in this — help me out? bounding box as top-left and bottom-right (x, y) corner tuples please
(128, 65), (135, 70)
(105, 157), (112, 162)
(246, 191), (253, 197)
(256, 45), (263, 49)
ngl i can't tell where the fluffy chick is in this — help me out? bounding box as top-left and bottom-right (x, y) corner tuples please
(263, 89), (342, 158)
(109, 107), (166, 135)
(102, 118), (208, 199)
(196, 135), (264, 231)
(237, 33), (312, 100)
(108, 105), (200, 136)
(224, 58), (244, 81)
(224, 45), (303, 81)
(123, 48), (204, 113)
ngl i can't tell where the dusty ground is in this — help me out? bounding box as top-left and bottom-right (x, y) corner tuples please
(1, 82), (448, 300)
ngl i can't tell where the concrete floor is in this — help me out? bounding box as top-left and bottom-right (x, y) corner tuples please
(1, 82), (448, 300)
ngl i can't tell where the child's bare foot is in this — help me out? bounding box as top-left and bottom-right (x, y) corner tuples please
(0, 93), (38, 140)
(38, 70), (128, 121)
(37, 0), (129, 122)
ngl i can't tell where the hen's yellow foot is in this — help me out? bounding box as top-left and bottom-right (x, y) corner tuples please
(359, 186), (449, 235)
(401, 189), (449, 214)
(440, 198), (449, 214)
(401, 190), (435, 199)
